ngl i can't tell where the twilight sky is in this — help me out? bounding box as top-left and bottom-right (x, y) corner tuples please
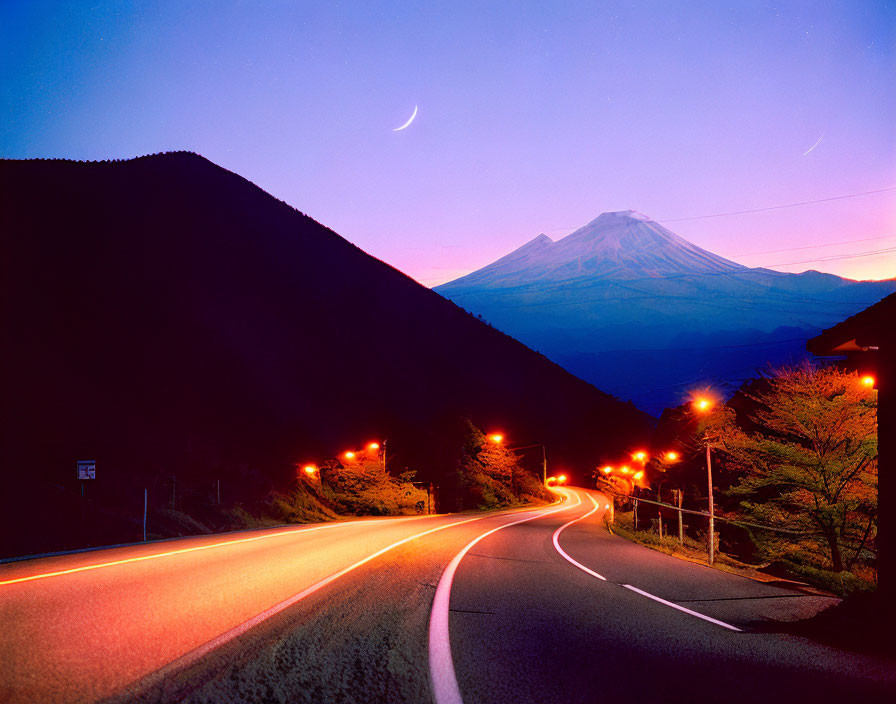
(2, 1), (895, 285)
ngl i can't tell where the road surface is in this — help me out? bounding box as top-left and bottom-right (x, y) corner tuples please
(1, 488), (893, 703)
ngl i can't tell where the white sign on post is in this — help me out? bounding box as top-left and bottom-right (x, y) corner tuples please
(77, 460), (96, 480)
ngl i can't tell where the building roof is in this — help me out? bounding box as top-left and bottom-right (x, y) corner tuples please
(808, 292), (896, 355)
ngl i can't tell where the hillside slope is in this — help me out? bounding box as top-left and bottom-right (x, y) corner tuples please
(0, 153), (649, 555)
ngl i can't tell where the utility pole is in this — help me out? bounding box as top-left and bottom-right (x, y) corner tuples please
(542, 446), (547, 486)
(657, 486), (664, 538)
(382, 440), (387, 472)
(706, 443), (715, 565)
(633, 496), (638, 531)
(675, 489), (684, 545)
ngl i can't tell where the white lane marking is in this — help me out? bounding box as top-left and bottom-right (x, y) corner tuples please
(551, 491), (606, 581)
(622, 584), (742, 632)
(0, 515), (432, 587)
(126, 512), (500, 695)
(553, 490), (742, 633)
(428, 491), (582, 704)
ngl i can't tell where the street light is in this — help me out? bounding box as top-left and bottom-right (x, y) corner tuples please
(344, 450), (356, 460)
(367, 442), (380, 451)
(694, 397), (714, 413)
(632, 451), (648, 463)
(557, 474), (567, 485)
(693, 394), (717, 564)
(861, 375), (876, 388)
(489, 433), (504, 443)
(664, 451), (679, 462)
(303, 464), (318, 476)
(600, 465), (613, 475)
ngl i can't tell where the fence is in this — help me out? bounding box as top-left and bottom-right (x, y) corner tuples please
(599, 481), (820, 565)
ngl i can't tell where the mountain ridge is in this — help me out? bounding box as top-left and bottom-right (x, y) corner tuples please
(435, 210), (896, 414)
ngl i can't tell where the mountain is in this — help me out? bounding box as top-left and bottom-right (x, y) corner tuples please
(436, 211), (896, 415)
(0, 153), (649, 556)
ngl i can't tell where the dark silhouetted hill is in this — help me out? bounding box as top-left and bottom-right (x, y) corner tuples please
(0, 152), (649, 556)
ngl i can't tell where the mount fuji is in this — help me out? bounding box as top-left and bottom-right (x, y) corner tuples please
(436, 211), (896, 415)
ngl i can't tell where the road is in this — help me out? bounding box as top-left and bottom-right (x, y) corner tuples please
(1, 488), (894, 703)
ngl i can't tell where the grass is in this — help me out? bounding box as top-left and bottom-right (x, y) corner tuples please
(607, 510), (876, 596)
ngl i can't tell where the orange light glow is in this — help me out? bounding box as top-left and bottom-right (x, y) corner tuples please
(368, 442), (380, 450)
(694, 397), (714, 413)
(546, 476), (558, 485)
(601, 466), (613, 474)
(633, 470), (644, 480)
(557, 474), (567, 484)
(664, 451), (679, 461)
(620, 466), (630, 474)
(303, 465), (317, 475)
(861, 375), (876, 388)
(344, 451), (356, 460)
(632, 451), (648, 462)
(489, 434), (504, 443)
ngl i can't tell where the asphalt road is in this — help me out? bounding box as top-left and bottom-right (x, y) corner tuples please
(2, 488), (894, 703)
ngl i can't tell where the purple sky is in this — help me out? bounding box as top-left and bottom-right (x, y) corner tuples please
(3, 1), (895, 285)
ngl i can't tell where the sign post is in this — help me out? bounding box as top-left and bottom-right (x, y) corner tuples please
(77, 460), (95, 496)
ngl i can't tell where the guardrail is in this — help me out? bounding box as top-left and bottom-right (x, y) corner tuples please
(598, 481), (819, 565)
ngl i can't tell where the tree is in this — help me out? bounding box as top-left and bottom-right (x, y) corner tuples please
(320, 454), (426, 516)
(455, 420), (550, 509)
(718, 365), (877, 574)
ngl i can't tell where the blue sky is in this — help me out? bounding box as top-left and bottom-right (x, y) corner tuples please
(3, 1), (894, 284)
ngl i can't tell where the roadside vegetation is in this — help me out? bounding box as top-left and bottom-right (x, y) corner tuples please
(610, 364), (878, 596)
(455, 421), (552, 510)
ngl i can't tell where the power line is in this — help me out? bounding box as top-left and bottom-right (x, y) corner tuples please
(763, 245), (896, 267)
(731, 233), (896, 258)
(656, 185), (896, 223)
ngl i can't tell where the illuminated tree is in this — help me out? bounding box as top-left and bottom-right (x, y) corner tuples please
(719, 365), (877, 574)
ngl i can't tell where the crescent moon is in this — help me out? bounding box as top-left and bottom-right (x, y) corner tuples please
(393, 105), (418, 132)
(802, 133), (824, 156)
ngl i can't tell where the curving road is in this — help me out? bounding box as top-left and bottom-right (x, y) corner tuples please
(1, 488), (894, 703)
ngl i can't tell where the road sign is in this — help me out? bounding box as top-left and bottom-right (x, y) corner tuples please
(77, 460), (96, 480)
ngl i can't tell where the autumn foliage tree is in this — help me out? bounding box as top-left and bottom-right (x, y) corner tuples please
(318, 450), (427, 516)
(456, 421), (550, 509)
(718, 365), (877, 575)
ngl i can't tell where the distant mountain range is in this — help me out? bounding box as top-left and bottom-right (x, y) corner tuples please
(436, 210), (896, 415)
(0, 153), (649, 555)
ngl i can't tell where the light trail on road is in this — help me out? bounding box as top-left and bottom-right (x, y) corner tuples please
(549, 488), (741, 632)
(551, 490), (606, 581)
(428, 491), (581, 704)
(129, 512), (501, 696)
(0, 516), (427, 586)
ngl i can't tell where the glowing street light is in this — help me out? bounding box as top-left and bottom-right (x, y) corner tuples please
(489, 433), (504, 443)
(664, 451), (679, 462)
(546, 476), (558, 486)
(691, 392), (718, 564)
(620, 466), (631, 474)
(694, 397), (714, 413)
(367, 442), (380, 451)
(861, 375), (876, 388)
(633, 470), (644, 481)
(557, 474), (567, 485)
(344, 450), (356, 460)
(303, 464), (318, 475)
(601, 466), (613, 475)
(632, 451), (648, 463)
